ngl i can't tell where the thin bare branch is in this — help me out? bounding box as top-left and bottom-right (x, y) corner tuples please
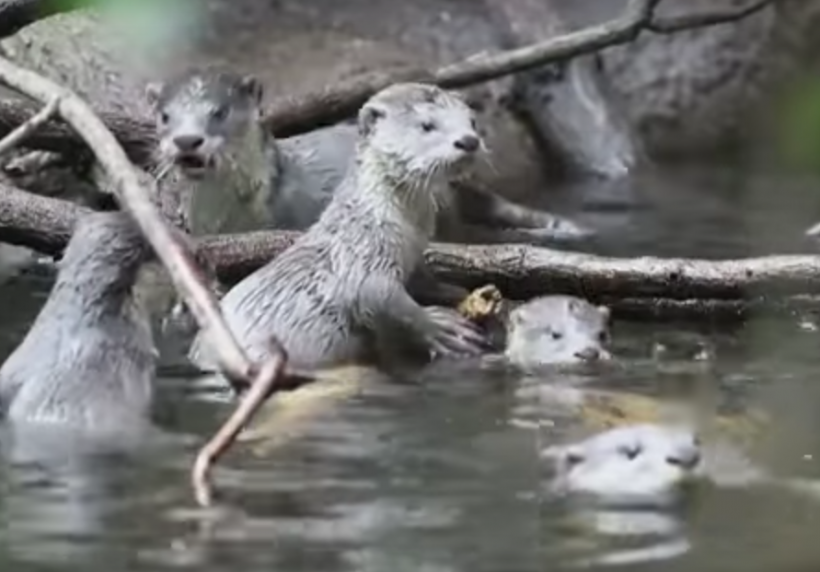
(192, 339), (290, 507)
(0, 95), (58, 156)
(647, 0), (774, 34)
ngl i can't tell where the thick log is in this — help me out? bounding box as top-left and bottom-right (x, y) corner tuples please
(3, 182), (820, 313)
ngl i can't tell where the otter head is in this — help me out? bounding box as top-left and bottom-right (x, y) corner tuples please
(505, 296), (611, 368)
(58, 211), (152, 299)
(543, 424), (703, 507)
(146, 71), (264, 179)
(357, 82), (484, 180)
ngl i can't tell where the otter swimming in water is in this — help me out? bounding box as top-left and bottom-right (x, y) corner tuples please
(543, 423), (703, 507)
(0, 211), (156, 435)
(504, 295), (611, 367)
(188, 82), (489, 373)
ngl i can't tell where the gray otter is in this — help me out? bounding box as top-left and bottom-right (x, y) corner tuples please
(0, 211), (156, 434)
(189, 82), (488, 372)
(146, 69), (589, 241)
(543, 424), (703, 507)
(504, 295), (611, 367)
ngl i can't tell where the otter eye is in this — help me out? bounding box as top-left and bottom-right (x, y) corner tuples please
(160, 112), (170, 125)
(470, 118), (477, 130)
(550, 330), (563, 341)
(211, 105), (229, 121)
(420, 120), (437, 133)
(598, 331), (608, 343)
(619, 444), (641, 460)
(566, 452), (584, 466)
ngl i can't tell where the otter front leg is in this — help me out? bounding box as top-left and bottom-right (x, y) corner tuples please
(452, 181), (592, 241)
(355, 275), (487, 358)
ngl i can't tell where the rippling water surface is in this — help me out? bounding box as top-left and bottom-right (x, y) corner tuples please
(2, 167), (820, 572)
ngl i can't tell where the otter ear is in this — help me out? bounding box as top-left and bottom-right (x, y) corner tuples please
(568, 299), (580, 314)
(358, 104), (386, 138)
(238, 75), (264, 104)
(144, 82), (164, 109)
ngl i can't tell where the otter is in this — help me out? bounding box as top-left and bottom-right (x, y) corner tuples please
(543, 424), (703, 507)
(189, 82), (489, 372)
(0, 211), (156, 435)
(504, 295), (611, 367)
(542, 421), (820, 510)
(456, 287), (612, 367)
(146, 69), (589, 241)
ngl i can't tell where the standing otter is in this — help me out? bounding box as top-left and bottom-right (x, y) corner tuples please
(189, 82), (488, 372)
(0, 211), (156, 434)
(146, 69), (588, 241)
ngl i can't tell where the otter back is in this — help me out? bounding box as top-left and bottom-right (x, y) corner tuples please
(0, 212), (156, 435)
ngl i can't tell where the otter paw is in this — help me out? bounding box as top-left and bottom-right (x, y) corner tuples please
(425, 306), (490, 357)
(529, 216), (594, 242)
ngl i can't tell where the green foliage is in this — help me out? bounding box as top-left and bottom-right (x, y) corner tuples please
(777, 78), (820, 174)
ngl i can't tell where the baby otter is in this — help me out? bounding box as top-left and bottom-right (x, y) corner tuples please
(505, 295), (611, 367)
(0, 212), (156, 434)
(189, 83), (488, 372)
(543, 424), (703, 507)
(147, 69), (588, 240)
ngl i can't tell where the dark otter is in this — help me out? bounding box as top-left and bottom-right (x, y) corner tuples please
(0, 211), (156, 434)
(188, 82), (489, 372)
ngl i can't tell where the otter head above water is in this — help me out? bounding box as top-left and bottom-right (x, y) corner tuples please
(504, 295), (611, 368)
(146, 70), (265, 179)
(543, 424), (703, 507)
(357, 82), (484, 194)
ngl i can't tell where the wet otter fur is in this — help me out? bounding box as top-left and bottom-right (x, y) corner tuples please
(189, 82), (488, 373)
(0, 212), (156, 434)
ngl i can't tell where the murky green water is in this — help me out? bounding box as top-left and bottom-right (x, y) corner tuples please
(3, 167), (820, 571)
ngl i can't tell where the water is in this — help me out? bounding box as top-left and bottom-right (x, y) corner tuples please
(3, 167), (820, 571)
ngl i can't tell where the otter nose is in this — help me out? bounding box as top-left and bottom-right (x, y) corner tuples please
(454, 134), (480, 153)
(574, 346), (601, 361)
(667, 449), (701, 470)
(173, 135), (205, 152)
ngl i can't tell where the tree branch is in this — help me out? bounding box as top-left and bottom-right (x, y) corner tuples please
(647, 0), (773, 34)
(0, 0), (776, 154)
(0, 95), (58, 156)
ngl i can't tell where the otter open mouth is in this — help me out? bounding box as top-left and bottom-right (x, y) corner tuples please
(175, 154), (214, 178)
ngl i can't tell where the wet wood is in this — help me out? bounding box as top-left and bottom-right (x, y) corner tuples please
(2, 183), (819, 315)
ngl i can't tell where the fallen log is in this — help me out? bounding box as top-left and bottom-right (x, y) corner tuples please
(3, 181), (820, 321)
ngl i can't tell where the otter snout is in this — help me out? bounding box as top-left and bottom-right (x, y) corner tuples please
(574, 346), (603, 361)
(174, 134), (205, 152)
(666, 448), (701, 471)
(454, 134), (480, 153)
